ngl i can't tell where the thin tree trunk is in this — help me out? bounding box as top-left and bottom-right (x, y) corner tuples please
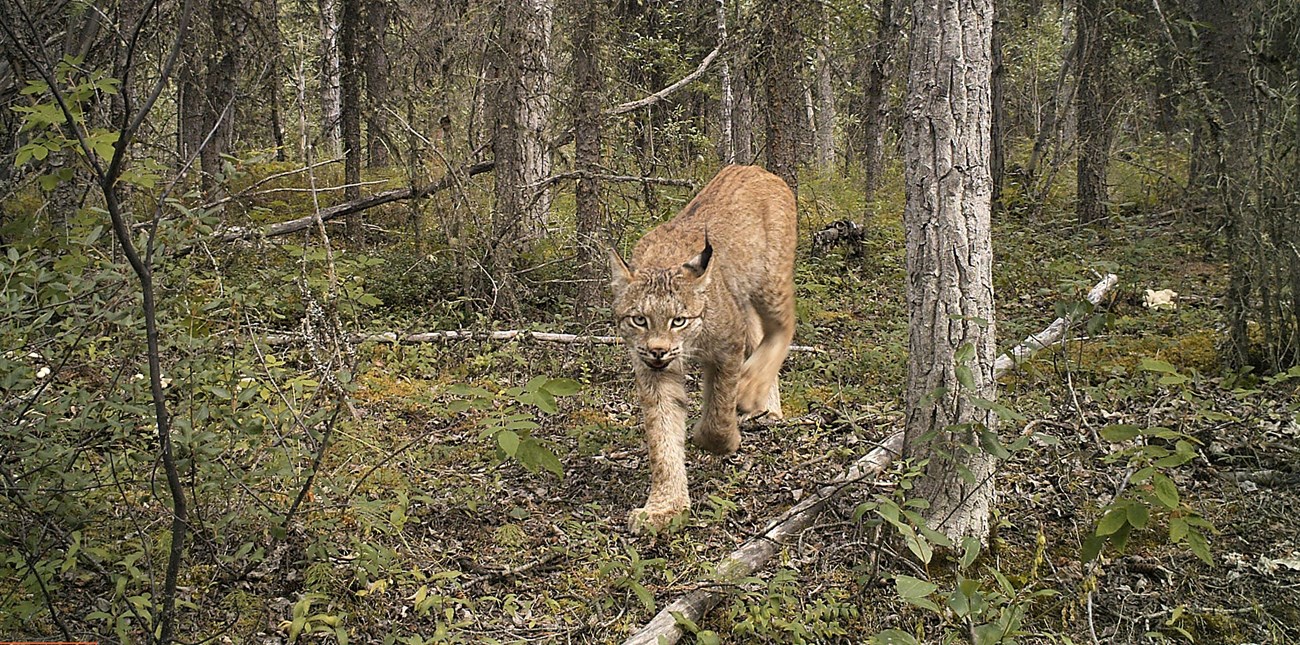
(318, 0), (342, 156)
(734, 53), (756, 164)
(264, 0), (287, 161)
(861, 0), (899, 202)
(717, 0), (735, 164)
(339, 0), (363, 238)
(903, 0), (997, 544)
(814, 3), (836, 170)
(1075, 0), (1112, 225)
(572, 0), (604, 313)
(761, 0), (804, 195)
(990, 0), (1007, 210)
(364, 0), (391, 168)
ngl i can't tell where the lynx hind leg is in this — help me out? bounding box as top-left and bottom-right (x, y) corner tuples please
(738, 291), (794, 419)
(692, 361), (742, 454)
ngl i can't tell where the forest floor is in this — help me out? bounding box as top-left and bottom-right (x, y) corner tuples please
(189, 170), (1300, 644)
(9, 165), (1299, 644)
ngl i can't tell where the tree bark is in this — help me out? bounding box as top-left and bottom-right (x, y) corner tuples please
(861, 0), (900, 202)
(339, 0), (362, 238)
(264, 0), (287, 161)
(318, 0), (342, 157)
(814, 2), (836, 170)
(760, 0), (805, 195)
(717, 0), (735, 164)
(572, 0), (605, 312)
(902, 0), (997, 544)
(364, 0), (391, 168)
(488, 0), (555, 309)
(1075, 0), (1113, 225)
(990, 0), (1007, 210)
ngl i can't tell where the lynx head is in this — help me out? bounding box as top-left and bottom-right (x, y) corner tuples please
(608, 241), (713, 370)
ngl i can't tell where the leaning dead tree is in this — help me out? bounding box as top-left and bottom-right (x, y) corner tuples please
(621, 272), (1119, 645)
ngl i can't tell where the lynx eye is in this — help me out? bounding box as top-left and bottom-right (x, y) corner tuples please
(629, 315), (648, 328)
(670, 317), (690, 329)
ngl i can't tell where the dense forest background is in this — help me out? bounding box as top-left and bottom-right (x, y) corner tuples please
(1, 0), (1298, 643)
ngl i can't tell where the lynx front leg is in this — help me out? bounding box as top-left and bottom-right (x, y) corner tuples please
(628, 363), (691, 534)
(692, 357), (742, 455)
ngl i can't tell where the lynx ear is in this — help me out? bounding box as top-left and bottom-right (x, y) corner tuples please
(681, 237), (713, 280)
(608, 246), (633, 294)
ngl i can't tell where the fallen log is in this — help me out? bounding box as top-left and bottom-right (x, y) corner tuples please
(215, 46), (722, 243)
(620, 272), (1120, 644)
(622, 432), (906, 645)
(993, 273), (1118, 376)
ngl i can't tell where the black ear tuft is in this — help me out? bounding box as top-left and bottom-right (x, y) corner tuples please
(682, 236), (713, 278)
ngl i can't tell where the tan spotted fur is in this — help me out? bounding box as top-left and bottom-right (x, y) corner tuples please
(608, 165), (797, 533)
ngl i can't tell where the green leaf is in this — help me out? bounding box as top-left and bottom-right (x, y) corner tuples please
(1126, 502), (1150, 530)
(517, 438), (563, 478)
(1152, 473), (1180, 509)
(497, 430), (520, 457)
(1096, 508), (1128, 536)
(1169, 516), (1189, 543)
(1139, 358), (1178, 374)
(894, 575), (938, 600)
(970, 396), (1027, 421)
(977, 426), (1011, 460)
(871, 630), (920, 645)
(542, 378), (582, 395)
(955, 364), (975, 390)
(1082, 533), (1106, 563)
(627, 580), (655, 613)
(1186, 529), (1212, 565)
(1100, 424), (1141, 442)
(960, 536), (981, 570)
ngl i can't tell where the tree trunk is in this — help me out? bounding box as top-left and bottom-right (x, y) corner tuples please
(263, 0), (287, 161)
(902, 0), (998, 544)
(990, 0), (1007, 210)
(733, 50), (756, 165)
(364, 0), (391, 168)
(1191, 0), (1254, 366)
(318, 0), (342, 157)
(201, 0), (240, 200)
(339, 0), (363, 238)
(861, 0), (899, 202)
(814, 2), (836, 170)
(1075, 0), (1112, 225)
(717, 0), (735, 164)
(488, 0), (555, 310)
(761, 0), (805, 195)
(572, 0), (605, 313)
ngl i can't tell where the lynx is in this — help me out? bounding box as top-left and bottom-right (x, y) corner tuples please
(608, 165), (797, 533)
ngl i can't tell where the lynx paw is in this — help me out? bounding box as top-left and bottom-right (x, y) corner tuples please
(692, 418), (740, 455)
(627, 504), (688, 534)
(737, 376), (781, 420)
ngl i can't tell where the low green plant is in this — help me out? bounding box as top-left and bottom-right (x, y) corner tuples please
(445, 376), (582, 478)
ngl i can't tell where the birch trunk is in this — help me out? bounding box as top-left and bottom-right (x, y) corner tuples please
(903, 0), (997, 543)
(717, 0), (735, 164)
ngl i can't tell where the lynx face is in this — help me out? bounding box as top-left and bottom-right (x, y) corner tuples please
(609, 245), (712, 371)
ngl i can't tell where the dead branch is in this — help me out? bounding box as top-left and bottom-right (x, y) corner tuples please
(264, 329), (821, 353)
(622, 432), (906, 645)
(215, 45), (722, 244)
(993, 273), (1118, 376)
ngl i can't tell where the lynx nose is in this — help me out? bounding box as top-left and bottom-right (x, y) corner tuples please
(647, 348), (669, 360)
